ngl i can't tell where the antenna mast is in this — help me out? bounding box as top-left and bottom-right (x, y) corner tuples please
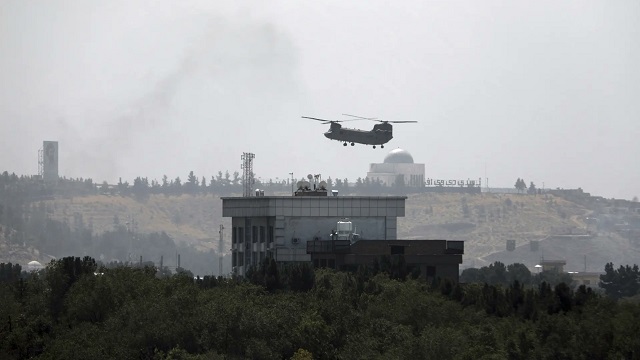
(241, 152), (255, 197)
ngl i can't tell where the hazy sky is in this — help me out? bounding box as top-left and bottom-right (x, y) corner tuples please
(1, 1), (639, 199)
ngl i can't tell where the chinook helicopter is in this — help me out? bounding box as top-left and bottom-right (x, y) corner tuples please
(302, 113), (417, 148)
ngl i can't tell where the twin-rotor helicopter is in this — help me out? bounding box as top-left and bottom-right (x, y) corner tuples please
(302, 113), (417, 149)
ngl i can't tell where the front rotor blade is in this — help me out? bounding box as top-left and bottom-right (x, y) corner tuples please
(342, 113), (378, 120)
(302, 116), (333, 122)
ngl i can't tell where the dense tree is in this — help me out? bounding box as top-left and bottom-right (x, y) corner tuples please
(600, 262), (640, 300)
(515, 178), (527, 193)
(186, 171), (198, 194)
(2, 261), (640, 359)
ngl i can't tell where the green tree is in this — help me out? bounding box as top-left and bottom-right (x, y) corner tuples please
(507, 263), (532, 285)
(599, 262), (640, 300)
(117, 177), (130, 195)
(185, 171), (198, 194)
(515, 178), (527, 193)
(47, 256), (98, 320)
(200, 176), (207, 192)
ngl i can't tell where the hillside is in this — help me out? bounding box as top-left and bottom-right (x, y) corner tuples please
(43, 193), (229, 252)
(401, 193), (584, 262)
(400, 192), (640, 270)
(31, 191), (640, 272)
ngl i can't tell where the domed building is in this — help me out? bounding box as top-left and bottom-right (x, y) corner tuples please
(27, 260), (44, 271)
(367, 148), (425, 187)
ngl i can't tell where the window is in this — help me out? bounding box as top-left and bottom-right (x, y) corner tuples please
(238, 228), (244, 243)
(260, 226), (265, 243)
(328, 259), (335, 269)
(232, 253), (237, 267)
(232, 227), (237, 244)
(390, 245), (405, 255)
(252, 226), (258, 243)
(268, 226), (274, 244)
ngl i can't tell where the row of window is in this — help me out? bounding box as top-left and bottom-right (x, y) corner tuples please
(312, 258), (436, 277)
(231, 225), (274, 244)
(231, 251), (272, 267)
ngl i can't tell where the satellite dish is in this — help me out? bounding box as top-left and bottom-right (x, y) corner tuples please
(319, 180), (327, 189)
(307, 174), (313, 180)
(297, 181), (303, 190)
(303, 181), (310, 189)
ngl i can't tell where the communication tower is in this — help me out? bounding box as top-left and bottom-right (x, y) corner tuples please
(38, 141), (59, 183)
(241, 152), (255, 197)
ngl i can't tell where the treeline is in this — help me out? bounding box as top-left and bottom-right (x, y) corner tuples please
(1, 257), (640, 359)
(108, 171), (403, 198)
(460, 262), (574, 288)
(463, 261), (640, 300)
(1, 169), (456, 206)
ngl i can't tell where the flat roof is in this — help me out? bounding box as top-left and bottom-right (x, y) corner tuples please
(221, 195), (408, 200)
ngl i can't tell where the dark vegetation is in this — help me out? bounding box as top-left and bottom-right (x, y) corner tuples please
(460, 261), (574, 288)
(1, 258), (640, 359)
(3, 172), (640, 357)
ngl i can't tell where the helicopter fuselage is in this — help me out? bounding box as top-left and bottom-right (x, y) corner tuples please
(324, 123), (393, 145)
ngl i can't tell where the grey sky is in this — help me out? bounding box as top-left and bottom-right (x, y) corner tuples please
(1, 1), (638, 199)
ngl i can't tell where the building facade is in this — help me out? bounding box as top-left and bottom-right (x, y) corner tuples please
(366, 148), (425, 187)
(222, 193), (406, 276)
(307, 239), (464, 281)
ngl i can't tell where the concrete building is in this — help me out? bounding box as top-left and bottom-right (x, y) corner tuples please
(540, 259), (566, 272)
(569, 272), (602, 288)
(366, 148), (425, 187)
(307, 239), (464, 281)
(222, 184), (464, 280)
(222, 189), (406, 276)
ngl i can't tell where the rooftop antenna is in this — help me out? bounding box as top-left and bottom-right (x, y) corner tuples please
(241, 152), (255, 197)
(484, 162), (489, 192)
(289, 172), (294, 195)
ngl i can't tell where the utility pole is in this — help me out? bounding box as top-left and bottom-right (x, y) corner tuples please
(218, 224), (224, 277)
(289, 172), (294, 196)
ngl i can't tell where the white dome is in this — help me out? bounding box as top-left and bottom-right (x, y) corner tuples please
(27, 261), (44, 271)
(383, 148), (414, 164)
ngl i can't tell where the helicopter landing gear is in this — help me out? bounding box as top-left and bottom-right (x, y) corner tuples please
(381, 145), (384, 148)
(350, 142), (355, 146)
(373, 145), (376, 149)
(343, 142), (347, 146)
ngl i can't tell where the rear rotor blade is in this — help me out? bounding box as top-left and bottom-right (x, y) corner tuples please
(303, 116), (363, 124)
(386, 120), (418, 123)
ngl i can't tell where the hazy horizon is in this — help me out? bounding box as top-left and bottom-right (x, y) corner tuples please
(1, 1), (638, 199)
